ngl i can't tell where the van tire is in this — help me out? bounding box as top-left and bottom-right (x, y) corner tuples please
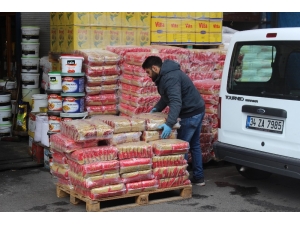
(235, 165), (272, 180)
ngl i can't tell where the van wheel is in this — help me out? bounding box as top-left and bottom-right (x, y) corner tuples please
(235, 165), (272, 180)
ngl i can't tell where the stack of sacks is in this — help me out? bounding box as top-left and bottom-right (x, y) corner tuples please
(75, 49), (121, 116)
(149, 139), (191, 188)
(51, 119), (128, 200)
(90, 115), (159, 194)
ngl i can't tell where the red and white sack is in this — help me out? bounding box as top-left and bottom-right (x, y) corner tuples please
(201, 143), (213, 153)
(150, 45), (190, 63)
(75, 49), (121, 66)
(83, 64), (121, 76)
(121, 63), (148, 76)
(124, 52), (182, 66)
(141, 130), (177, 142)
(74, 183), (126, 200)
(126, 179), (158, 194)
(117, 142), (153, 160)
(153, 165), (188, 179)
(51, 149), (68, 165)
(85, 93), (118, 106)
(157, 174), (191, 189)
(119, 83), (158, 96)
(202, 94), (219, 105)
(86, 105), (118, 116)
(189, 62), (216, 73)
(202, 151), (214, 164)
(50, 162), (70, 180)
(119, 158), (152, 174)
(121, 169), (154, 184)
(85, 84), (119, 95)
(120, 96), (158, 108)
(203, 113), (218, 129)
(60, 119), (114, 142)
(86, 75), (119, 86)
(149, 139), (189, 156)
(119, 103), (152, 116)
(188, 72), (214, 81)
(66, 146), (118, 164)
(120, 74), (155, 87)
(152, 154), (187, 168)
(205, 104), (218, 114)
(107, 132), (142, 146)
(193, 79), (221, 95)
(200, 133), (214, 143)
(68, 171), (122, 189)
(201, 123), (213, 133)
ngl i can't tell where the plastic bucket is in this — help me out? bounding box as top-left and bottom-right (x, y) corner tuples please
(0, 92), (11, 103)
(61, 93), (85, 113)
(22, 88), (40, 106)
(60, 112), (88, 122)
(0, 123), (12, 134)
(32, 94), (48, 112)
(21, 42), (40, 58)
(61, 73), (85, 93)
(21, 73), (39, 88)
(21, 57), (40, 72)
(0, 110), (12, 125)
(0, 80), (17, 90)
(60, 55), (84, 73)
(21, 26), (40, 43)
(48, 71), (62, 90)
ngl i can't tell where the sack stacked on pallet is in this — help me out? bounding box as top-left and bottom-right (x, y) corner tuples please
(187, 49), (227, 163)
(74, 49), (121, 116)
(90, 115), (159, 194)
(50, 119), (127, 200)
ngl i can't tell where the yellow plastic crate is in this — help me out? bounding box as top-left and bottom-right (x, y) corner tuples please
(182, 19), (196, 33)
(137, 12), (151, 27)
(121, 27), (137, 45)
(209, 32), (222, 43)
(65, 12), (90, 25)
(166, 19), (182, 32)
(195, 19), (209, 33)
(107, 12), (122, 27)
(121, 12), (138, 27)
(90, 26), (108, 49)
(166, 32), (182, 44)
(65, 26), (91, 51)
(209, 19), (222, 33)
(136, 28), (150, 46)
(151, 31), (167, 43)
(166, 12), (182, 18)
(90, 12), (107, 26)
(107, 26), (122, 46)
(209, 12), (223, 19)
(195, 32), (209, 43)
(151, 18), (167, 31)
(151, 12), (167, 18)
(181, 32), (195, 44)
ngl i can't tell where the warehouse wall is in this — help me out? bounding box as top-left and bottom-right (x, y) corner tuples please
(21, 12), (50, 57)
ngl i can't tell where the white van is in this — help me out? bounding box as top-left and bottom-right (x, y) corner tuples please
(213, 28), (300, 180)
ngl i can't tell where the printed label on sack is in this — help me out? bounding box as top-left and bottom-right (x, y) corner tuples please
(62, 77), (84, 93)
(49, 116), (61, 132)
(62, 96), (84, 113)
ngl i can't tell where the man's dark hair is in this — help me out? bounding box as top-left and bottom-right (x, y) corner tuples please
(142, 56), (163, 69)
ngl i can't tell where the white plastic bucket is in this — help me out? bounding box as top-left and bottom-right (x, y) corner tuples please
(22, 88), (40, 106)
(21, 57), (40, 72)
(21, 73), (39, 88)
(60, 55), (84, 73)
(11, 100), (17, 114)
(0, 80), (17, 90)
(48, 72), (62, 90)
(0, 110), (12, 125)
(21, 26), (40, 43)
(0, 92), (11, 103)
(32, 94), (48, 112)
(0, 124), (12, 134)
(21, 43), (40, 57)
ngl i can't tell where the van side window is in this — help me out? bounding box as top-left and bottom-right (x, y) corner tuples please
(285, 52), (300, 95)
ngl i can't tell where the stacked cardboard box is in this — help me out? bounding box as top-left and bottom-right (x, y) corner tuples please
(150, 12), (223, 45)
(50, 12), (151, 53)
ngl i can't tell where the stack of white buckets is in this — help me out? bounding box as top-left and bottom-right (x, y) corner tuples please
(21, 26), (47, 112)
(0, 90), (12, 136)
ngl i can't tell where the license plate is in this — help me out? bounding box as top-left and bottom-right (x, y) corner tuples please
(246, 116), (284, 134)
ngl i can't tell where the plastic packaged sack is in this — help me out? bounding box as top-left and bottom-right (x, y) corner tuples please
(118, 103), (152, 116)
(53, 177), (73, 190)
(200, 133), (214, 143)
(50, 162), (70, 180)
(68, 171), (122, 189)
(157, 174), (191, 189)
(149, 139), (189, 156)
(203, 113), (218, 128)
(205, 104), (218, 114)
(60, 119), (114, 142)
(201, 143), (213, 153)
(124, 52), (182, 66)
(68, 159), (120, 177)
(51, 149), (68, 165)
(75, 49), (121, 66)
(120, 97), (157, 108)
(121, 63), (148, 76)
(152, 155), (187, 168)
(107, 132), (142, 146)
(120, 74), (155, 87)
(85, 93), (118, 106)
(201, 94), (219, 105)
(85, 84), (119, 95)
(66, 146), (118, 164)
(153, 165), (188, 179)
(193, 79), (221, 95)
(202, 151), (214, 164)
(106, 45), (152, 63)
(201, 123), (213, 133)
(83, 64), (121, 76)
(116, 141), (153, 160)
(141, 130), (177, 142)
(119, 158), (152, 174)
(86, 105), (118, 116)
(126, 179), (158, 194)
(119, 83), (158, 96)
(121, 169), (154, 184)
(34, 114), (48, 142)
(188, 72), (214, 81)
(74, 183), (126, 200)
(119, 93), (160, 107)
(86, 75), (119, 86)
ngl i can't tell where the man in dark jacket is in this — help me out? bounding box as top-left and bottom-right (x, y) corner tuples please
(142, 56), (206, 186)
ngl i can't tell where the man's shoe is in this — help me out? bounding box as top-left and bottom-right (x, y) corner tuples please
(191, 177), (205, 186)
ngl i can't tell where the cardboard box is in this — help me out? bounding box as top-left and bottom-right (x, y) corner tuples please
(50, 26), (58, 52)
(166, 32), (182, 44)
(195, 12), (210, 19)
(181, 32), (196, 44)
(209, 19), (222, 33)
(107, 27), (122, 46)
(65, 12), (90, 25)
(121, 27), (137, 45)
(166, 12), (182, 18)
(90, 26), (108, 49)
(90, 12), (107, 26)
(181, 12), (196, 19)
(57, 12), (65, 25)
(195, 32), (209, 43)
(195, 19), (209, 33)
(209, 12), (223, 19)
(65, 26), (91, 51)
(151, 18), (167, 31)
(151, 12), (167, 18)
(166, 19), (182, 32)
(57, 26), (66, 52)
(107, 12), (122, 26)
(121, 12), (137, 27)
(151, 31), (167, 43)
(182, 19), (195, 33)
(44, 147), (52, 170)
(209, 32), (222, 43)
(137, 12), (151, 27)
(136, 28), (150, 46)
(50, 12), (57, 26)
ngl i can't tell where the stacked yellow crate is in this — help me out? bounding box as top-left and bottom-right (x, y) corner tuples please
(150, 12), (223, 45)
(50, 12), (151, 53)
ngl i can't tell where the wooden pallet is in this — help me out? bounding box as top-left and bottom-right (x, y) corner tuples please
(56, 183), (192, 212)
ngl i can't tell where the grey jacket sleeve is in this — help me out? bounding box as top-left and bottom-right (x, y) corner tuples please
(164, 75), (182, 128)
(154, 98), (167, 112)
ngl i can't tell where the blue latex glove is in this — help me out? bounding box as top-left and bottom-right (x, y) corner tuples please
(158, 123), (172, 139)
(150, 108), (157, 113)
